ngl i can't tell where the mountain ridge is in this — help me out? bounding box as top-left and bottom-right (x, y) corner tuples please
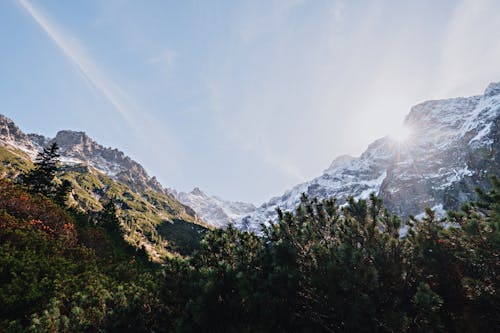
(0, 114), (205, 259)
(172, 187), (256, 228)
(2, 81), (499, 232)
(236, 82), (500, 231)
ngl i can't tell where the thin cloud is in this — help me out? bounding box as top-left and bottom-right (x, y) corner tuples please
(16, 0), (183, 179)
(17, 0), (133, 122)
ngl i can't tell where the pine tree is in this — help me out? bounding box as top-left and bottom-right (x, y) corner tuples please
(24, 142), (60, 196)
(100, 199), (122, 237)
(54, 179), (72, 207)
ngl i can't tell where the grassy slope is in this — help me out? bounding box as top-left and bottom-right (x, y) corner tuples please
(0, 144), (33, 177)
(0, 145), (208, 260)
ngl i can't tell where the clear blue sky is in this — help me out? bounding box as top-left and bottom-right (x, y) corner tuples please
(1, 0), (500, 204)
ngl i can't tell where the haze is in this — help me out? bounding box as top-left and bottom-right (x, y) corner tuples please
(1, 0), (500, 204)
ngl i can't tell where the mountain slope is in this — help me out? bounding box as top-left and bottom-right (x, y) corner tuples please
(238, 82), (500, 231)
(0, 115), (205, 259)
(173, 187), (256, 228)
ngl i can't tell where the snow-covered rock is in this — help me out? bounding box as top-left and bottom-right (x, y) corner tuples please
(0, 114), (38, 157)
(0, 117), (168, 195)
(1, 81), (498, 231)
(237, 81), (500, 232)
(48, 130), (167, 194)
(173, 188), (256, 228)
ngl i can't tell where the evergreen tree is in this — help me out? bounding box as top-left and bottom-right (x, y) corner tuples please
(100, 199), (123, 237)
(24, 142), (60, 196)
(54, 179), (73, 207)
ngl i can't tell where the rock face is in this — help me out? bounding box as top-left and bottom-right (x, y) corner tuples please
(49, 130), (165, 194)
(2, 82), (498, 231)
(0, 117), (167, 195)
(0, 115), (202, 259)
(0, 114), (37, 155)
(173, 188), (256, 228)
(237, 82), (500, 232)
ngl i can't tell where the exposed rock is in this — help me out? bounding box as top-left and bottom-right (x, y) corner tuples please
(173, 187), (256, 228)
(0, 117), (168, 195)
(0, 114), (37, 155)
(237, 82), (500, 232)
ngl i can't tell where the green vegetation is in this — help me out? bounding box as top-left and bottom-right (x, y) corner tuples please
(0, 145), (32, 177)
(165, 184), (499, 332)
(0, 143), (498, 332)
(0, 180), (166, 331)
(24, 143), (60, 196)
(0, 145), (204, 260)
(157, 219), (208, 256)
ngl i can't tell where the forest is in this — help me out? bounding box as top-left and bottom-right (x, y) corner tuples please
(0, 145), (498, 332)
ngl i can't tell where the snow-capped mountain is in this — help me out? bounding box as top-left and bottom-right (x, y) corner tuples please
(2, 81), (498, 231)
(173, 188), (256, 228)
(0, 117), (166, 195)
(0, 114), (248, 228)
(237, 82), (500, 232)
(0, 115), (39, 156)
(0, 114), (204, 258)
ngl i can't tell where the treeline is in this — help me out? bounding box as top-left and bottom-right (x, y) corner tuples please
(0, 145), (498, 332)
(166, 186), (499, 332)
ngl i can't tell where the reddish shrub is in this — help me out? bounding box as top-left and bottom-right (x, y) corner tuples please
(0, 180), (77, 245)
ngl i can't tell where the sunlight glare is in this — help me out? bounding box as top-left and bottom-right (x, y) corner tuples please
(390, 124), (412, 143)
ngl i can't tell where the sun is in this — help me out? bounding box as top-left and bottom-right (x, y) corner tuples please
(390, 125), (412, 143)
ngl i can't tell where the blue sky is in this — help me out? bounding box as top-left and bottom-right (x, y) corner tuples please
(1, 0), (500, 204)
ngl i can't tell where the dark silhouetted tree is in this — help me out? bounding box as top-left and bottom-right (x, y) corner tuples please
(24, 142), (60, 196)
(54, 179), (72, 207)
(100, 199), (122, 237)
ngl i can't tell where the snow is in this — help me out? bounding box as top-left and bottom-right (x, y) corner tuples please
(469, 123), (492, 145)
(174, 188), (256, 228)
(235, 81), (500, 231)
(436, 167), (473, 189)
(414, 204), (446, 220)
(2, 80), (499, 232)
(357, 171), (387, 199)
(59, 156), (84, 165)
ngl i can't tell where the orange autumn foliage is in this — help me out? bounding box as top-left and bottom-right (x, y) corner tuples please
(0, 180), (77, 245)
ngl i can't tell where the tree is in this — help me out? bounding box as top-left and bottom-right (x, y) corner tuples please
(24, 142), (60, 196)
(100, 199), (122, 237)
(54, 179), (73, 207)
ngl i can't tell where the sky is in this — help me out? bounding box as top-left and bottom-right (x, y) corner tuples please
(1, 0), (500, 204)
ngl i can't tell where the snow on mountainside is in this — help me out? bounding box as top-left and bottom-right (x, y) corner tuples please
(237, 82), (500, 232)
(1, 82), (498, 231)
(0, 118), (167, 195)
(0, 114), (249, 227)
(173, 188), (256, 228)
(0, 115), (39, 157)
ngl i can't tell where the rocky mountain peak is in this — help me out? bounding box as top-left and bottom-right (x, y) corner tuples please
(27, 133), (50, 148)
(52, 130), (102, 158)
(0, 114), (37, 155)
(174, 188), (256, 228)
(0, 114), (167, 195)
(190, 187), (206, 196)
(55, 130), (92, 147)
(326, 154), (355, 172)
(484, 81), (500, 97)
(237, 81), (500, 232)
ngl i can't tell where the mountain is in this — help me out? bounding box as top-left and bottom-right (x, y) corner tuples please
(172, 187), (256, 228)
(237, 82), (500, 232)
(29, 130), (167, 194)
(0, 114), (205, 259)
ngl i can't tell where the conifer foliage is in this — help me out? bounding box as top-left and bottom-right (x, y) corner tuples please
(0, 152), (498, 332)
(170, 179), (499, 332)
(24, 142), (60, 196)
